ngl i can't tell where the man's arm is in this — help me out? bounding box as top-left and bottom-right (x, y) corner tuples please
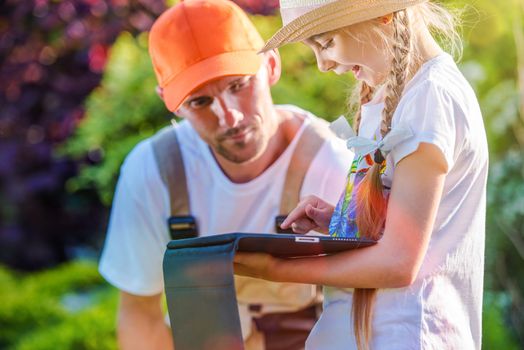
(118, 291), (174, 350)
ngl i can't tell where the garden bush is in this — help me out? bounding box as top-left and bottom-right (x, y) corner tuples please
(0, 260), (520, 349)
(0, 261), (118, 350)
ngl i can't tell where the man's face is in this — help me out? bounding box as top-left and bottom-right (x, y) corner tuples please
(176, 62), (278, 164)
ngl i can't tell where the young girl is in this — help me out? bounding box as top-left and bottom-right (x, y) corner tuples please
(234, 0), (488, 349)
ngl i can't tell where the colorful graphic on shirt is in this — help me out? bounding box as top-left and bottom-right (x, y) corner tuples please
(329, 153), (388, 238)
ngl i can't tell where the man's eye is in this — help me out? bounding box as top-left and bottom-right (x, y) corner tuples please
(229, 77), (252, 92)
(189, 96), (212, 108)
(230, 83), (243, 91)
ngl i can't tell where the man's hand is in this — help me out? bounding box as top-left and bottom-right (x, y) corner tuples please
(280, 195), (334, 234)
(118, 291), (174, 350)
(234, 252), (281, 281)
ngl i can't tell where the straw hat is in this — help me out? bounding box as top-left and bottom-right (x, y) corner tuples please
(262, 0), (427, 52)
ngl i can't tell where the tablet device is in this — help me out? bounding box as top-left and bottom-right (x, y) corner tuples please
(166, 232), (377, 258)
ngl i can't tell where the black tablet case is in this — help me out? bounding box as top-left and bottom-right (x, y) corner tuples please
(163, 233), (377, 350)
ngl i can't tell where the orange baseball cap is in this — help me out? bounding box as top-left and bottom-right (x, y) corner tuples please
(149, 0), (265, 112)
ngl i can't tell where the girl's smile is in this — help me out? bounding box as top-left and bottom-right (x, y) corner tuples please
(304, 23), (393, 86)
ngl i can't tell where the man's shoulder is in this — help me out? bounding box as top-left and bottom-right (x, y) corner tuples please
(141, 121), (205, 162)
(277, 104), (330, 141)
(277, 104), (325, 123)
(119, 122), (197, 180)
(277, 104), (350, 158)
(117, 138), (159, 191)
(122, 137), (154, 170)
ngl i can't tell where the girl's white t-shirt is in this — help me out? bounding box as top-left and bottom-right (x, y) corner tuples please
(306, 53), (488, 350)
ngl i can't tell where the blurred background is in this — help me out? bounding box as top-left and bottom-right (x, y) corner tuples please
(0, 0), (523, 349)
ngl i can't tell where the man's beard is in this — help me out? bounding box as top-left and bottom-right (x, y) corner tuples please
(214, 125), (265, 164)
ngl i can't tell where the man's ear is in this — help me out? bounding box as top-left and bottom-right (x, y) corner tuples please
(175, 100), (191, 118)
(263, 49), (282, 87)
(174, 106), (185, 117)
(157, 85), (184, 117)
(156, 86), (165, 101)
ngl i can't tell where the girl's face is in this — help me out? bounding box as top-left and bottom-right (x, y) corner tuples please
(303, 21), (392, 87)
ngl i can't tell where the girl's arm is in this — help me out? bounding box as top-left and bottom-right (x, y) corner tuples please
(234, 143), (448, 289)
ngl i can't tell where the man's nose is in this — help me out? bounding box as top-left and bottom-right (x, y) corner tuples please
(213, 96), (244, 128)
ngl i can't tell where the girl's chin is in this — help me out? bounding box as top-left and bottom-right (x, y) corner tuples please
(354, 69), (373, 86)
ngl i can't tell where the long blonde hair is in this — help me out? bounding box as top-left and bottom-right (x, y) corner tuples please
(344, 3), (462, 350)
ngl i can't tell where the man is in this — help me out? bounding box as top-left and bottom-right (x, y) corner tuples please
(98, 0), (352, 349)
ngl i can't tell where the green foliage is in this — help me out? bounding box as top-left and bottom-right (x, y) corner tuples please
(456, 0), (522, 153)
(485, 150), (524, 342)
(482, 292), (521, 350)
(0, 261), (118, 350)
(60, 32), (171, 205)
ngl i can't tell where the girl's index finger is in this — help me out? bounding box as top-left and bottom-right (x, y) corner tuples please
(280, 202), (308, 229)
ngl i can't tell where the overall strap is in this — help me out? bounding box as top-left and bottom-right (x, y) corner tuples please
(277, 120), (334, 231)
(151, 126), (197, 239)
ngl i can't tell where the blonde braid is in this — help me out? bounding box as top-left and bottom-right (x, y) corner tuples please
(381, 9), (412, 137)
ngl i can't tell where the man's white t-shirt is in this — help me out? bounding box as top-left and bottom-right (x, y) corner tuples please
(99, 104), (352, 296)
(306, 53), (488, 350)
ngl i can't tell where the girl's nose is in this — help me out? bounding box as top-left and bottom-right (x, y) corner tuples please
(317, 58), (336, 72)
(314, 51), (336, 73)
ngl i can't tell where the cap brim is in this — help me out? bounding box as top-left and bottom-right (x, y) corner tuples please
(163, 51), (263, 112)
(261, 0), (428, 52)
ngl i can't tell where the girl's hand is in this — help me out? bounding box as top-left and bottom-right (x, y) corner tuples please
(234, 252), (280, 281)
(280, 195), (335, 234)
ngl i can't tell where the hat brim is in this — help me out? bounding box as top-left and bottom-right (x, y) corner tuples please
(261, 0), (428, 52)
(163, 51), (263, 112)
